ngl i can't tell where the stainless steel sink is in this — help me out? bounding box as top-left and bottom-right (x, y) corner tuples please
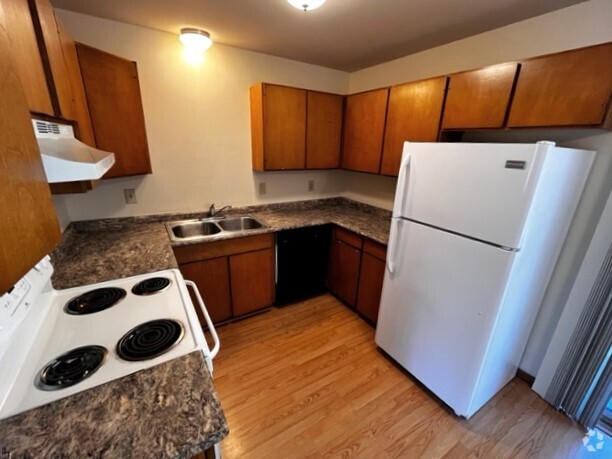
(165, 215), (268, 243)
(169, 221), (222, 241)
(217, 216), (265, 231)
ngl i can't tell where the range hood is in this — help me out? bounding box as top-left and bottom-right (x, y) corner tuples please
(32, 120), (115, 183)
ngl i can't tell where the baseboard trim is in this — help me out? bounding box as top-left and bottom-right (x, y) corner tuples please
(517, 368), (536, 386)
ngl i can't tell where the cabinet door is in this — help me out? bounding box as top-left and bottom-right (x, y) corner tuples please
(179, 258), (232, 325)
(356, 253), (385, 324)
(342, 88), (389, 174)
(77, 43), (152, 178)
(381, 77), (447, 176)
(306, 91), (342, 169)
(1, 0), (53, 114)
(508, 44), (612, 128)
(258, 84), (306, 170)
(328, 238), (361, 307)
(34, 0), (73, 119)
(55, 16), (95, 146)
(0, 6), (61, 294)
(230, 248), (275, 317)
(442, 63), (518, 129)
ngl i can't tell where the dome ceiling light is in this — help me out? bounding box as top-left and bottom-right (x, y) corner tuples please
(179, 28), (213, 52)
(287, 0), (326, 12)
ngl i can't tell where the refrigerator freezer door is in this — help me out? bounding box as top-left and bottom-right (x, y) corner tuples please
(375, 220), (516, 417)
(393, 142), (551, 249)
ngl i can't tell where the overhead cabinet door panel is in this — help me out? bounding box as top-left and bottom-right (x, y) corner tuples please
(381, 77), (447, 176)
(508, 43), (612, 127)
(263, 84), (306, 170)
(77, 43), (151, 178)
(2, 0), (53, 114)
(0, 6), (61, 294)
(342, 88), (389, 174)
(442, 63), (518, 129)
(306, 91), (342, 169)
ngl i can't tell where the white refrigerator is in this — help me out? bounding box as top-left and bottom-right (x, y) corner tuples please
(375, 141), (595, 418)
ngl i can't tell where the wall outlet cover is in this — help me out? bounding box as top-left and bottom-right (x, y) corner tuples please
(124, 188), (137, 204)
(308, 180), (315, 192)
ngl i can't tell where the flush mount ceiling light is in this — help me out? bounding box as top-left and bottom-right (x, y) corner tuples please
(287, 0), (326, 12)
(179, 28), (213, 52)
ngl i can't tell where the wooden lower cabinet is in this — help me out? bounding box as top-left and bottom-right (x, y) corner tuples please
(179, 257), (232, 325)
(174, 234), (275, 325)
(327, 231), (362, 307)
(356, 252), (386, 324)
(328, 227), (387, 325)
(230, 248), (275, 317)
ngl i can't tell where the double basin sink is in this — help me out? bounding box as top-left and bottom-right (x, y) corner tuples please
(165, 215), (268, 243)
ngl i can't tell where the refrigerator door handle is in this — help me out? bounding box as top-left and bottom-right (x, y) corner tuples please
(387, 218), (403, 275)
(392, 150), (412, 218)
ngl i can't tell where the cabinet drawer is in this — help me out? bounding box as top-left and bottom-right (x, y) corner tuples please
(363, 239), (387, 261)
(334, 226), (363, 250)
(173, 233), (274, 264)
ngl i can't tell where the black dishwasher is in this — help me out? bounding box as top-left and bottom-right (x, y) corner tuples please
(276, 225), (332, 305)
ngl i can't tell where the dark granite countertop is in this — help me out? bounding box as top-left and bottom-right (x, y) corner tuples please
(50, 222), (178, 289)
(0, 352), (228, 459)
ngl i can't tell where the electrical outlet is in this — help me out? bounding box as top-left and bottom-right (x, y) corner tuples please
(308, 180), (315, 192)
(259, 182), (267, 195)
(124, 188), (137, 204)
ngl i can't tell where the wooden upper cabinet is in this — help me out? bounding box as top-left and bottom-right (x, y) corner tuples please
(306, 91), (342, 169)
(34, 0), (72, 118)
(381, 77), (447, 176)
(508, 43), (612, 128)
(250, 83), (307, 171)
(342, 88), (389, 174)
(1, 0), (53, 114)
(442, 63), (518, 129)
(0, 5), (60, 294)
(55, 16), (95, 146)
(77, 43), (152, 178)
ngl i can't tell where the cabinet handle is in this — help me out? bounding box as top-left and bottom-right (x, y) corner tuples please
(185, 280), (220, 362)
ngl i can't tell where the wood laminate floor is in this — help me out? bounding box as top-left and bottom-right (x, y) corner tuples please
(211, 294), (605, 458)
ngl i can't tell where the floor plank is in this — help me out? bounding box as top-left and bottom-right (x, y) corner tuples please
(211, 294), (596, 458)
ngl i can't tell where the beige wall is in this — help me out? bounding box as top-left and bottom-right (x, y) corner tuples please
(53, 9), (350, 222)
(345, 0), (612, 376)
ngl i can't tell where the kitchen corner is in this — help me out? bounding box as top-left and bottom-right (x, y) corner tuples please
(0, 197), (390, 458)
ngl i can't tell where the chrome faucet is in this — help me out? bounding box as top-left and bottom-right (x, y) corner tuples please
(209, 203), (232, 217)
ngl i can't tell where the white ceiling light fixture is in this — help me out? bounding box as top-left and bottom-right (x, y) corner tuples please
(179, 28), (213, 52)
(287, 0), (326, 12)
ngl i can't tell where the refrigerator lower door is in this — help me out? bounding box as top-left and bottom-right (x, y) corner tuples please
(376, 219), (516, 417)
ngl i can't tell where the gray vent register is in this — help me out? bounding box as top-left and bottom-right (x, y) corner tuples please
(34, 121), (61, 135)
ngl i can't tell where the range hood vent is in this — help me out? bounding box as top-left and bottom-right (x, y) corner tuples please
(32, 120), (115, 183)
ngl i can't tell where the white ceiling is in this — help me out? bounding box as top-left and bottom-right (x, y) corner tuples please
(51, 0), (585, 71)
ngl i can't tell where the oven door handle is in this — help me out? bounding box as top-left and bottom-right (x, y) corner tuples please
(185, 280), (220, 360)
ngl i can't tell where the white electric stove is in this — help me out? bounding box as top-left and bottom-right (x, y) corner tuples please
(0, 256), (220, 422)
